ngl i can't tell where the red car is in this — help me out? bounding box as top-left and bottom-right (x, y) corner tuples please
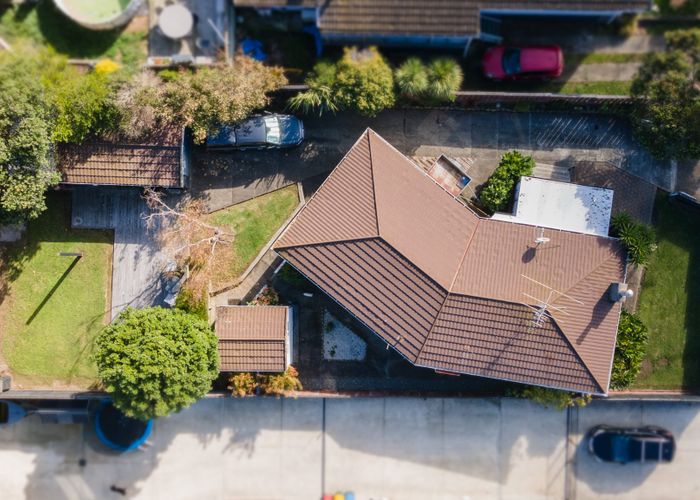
(482, 45), (564, 81)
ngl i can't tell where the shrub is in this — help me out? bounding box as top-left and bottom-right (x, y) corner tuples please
(175, 286), (209, 322)
(610, 212), (656, 265)
(249, 286), (279, 306)
(395, 58), (429, 100)
(95, 307), (219, 420)
(94, 59), (121, 75)
(228, 373), (257, 397)
(289, 46), (395, 117)
(611, 311), (648, 390)
(263, 366), (303, 395)
(512, 386), (592, 411)
(426, 58), (463, 103)
(227, 367), (302, 397)
(479, 151), (534, 213)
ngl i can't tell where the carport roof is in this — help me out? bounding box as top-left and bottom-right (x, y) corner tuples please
(274, 129), (627, 394)
(57, 128), (184, 188)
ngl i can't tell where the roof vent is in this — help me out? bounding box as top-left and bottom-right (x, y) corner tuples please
(609, 282), (634, 303)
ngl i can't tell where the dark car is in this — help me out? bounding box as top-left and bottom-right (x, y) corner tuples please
(206, 114), (304, 149)
(482, 45), (563, 81)
(588, 425), (675, 464)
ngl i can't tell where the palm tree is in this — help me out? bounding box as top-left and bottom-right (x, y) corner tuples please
(395, 58), (428, 99)
(427, 58), (463, 103)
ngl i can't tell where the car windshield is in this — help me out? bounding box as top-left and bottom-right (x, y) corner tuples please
(265, 116), (281, 145)
(502, 48), (521, 75)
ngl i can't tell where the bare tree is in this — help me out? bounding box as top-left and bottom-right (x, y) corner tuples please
(142, 189), (234, 292)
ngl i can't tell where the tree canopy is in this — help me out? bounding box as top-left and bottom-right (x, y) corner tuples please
(118, 57), (287, 143)
(95, 307), (219, 421)
(631, 29), (700, 158)
(0, 52), (59, 223)
(479, 151), (534, 213)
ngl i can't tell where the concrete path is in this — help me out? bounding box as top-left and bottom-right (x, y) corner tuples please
(565, 62), (642, 82)
(71, 188), (168, 320)
(0, 397), (699, 500)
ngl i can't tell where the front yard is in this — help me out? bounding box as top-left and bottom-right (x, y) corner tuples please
(0, 193), (112, 388)
(634, 194), (700, 390)
(206, 185), (299, 290)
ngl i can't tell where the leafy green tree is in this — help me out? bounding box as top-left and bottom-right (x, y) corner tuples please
(479, 151), (534, 213)
(631, 28), (700, 158)
(610, 212), (656, 265)
(289, 46), (395, 117)
(95, 307), (219, 421)
(119, 57), (287, 144)
(0, 52), (60, 223)
(611, 311), (648, 390)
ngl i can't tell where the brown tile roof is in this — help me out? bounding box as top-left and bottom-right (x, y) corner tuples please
(215, 306), (289, 372)
(239, 1), (650, 38)
(57, 128), (184, 188)
(571, 161), (656, 224)
(275, 129), (627, 394)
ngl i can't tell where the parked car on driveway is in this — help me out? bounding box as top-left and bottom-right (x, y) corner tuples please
(206, 114), (304, 149)
(588, 425), (675, 464)
(482, 45), (564, 81)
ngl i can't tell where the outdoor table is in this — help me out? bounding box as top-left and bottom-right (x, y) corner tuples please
(158, 4), (194, 40)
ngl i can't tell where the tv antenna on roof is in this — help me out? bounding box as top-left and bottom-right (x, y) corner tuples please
(521, 274), (584, 327)
(534, 227), (550, 246)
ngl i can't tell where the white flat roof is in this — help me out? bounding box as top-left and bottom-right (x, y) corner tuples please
(492, 176), (613, 237)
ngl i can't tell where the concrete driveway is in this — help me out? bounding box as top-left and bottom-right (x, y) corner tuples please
(1, 397), (699, 500)
(191, 110), (670, 212)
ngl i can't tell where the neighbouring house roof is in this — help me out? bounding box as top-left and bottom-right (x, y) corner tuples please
(571, 161), (656, 225)
(57, 128), (186, 188)
(274, 129), (627, 394)
(238, 1), (650, 38)
(216, 306), (289, 372)
(491, 176), (614, 237)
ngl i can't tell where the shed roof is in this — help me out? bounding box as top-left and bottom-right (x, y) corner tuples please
(57, 128), (184, 188)
(216, 306), (289, 372)
(274, 129), (626, 394)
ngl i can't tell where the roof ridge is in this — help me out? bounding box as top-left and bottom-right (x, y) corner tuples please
(366, 129), (381, 236)
(549, 249), (626, 391)
(274, 235), (379, 251)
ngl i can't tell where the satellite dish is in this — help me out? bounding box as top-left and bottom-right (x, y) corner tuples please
(534, 227), (550, 246)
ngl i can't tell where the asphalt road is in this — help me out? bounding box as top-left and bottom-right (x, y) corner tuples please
(0, 397), (698, 500)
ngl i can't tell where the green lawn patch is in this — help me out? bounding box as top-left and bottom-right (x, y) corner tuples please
(206, 185), (300, 289)
(0, 192), (113, 387)
(634, 194), (700, 390)
(539, 80), (632, 96)
(0, 1), (146, 67)
(566, 53), (646, 65)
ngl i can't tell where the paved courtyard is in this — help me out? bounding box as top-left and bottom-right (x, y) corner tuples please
(0, 397), (698, 500)
(191, 109), (670, 212)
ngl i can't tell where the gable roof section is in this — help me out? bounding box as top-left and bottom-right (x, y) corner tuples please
(216, 306), (289, 372)
(274, 129), (625, 394)
(57, 128), (184, 188)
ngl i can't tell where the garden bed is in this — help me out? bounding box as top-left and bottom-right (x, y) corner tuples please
(205, 185), (300, 290)
(0, 192), (113, 389)
(634, 194), (700, 390)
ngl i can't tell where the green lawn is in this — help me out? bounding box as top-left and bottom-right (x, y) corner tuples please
(566, 53), (647, 65)
(0, 1), (146, 67)
(539, 81), (633, 96)
(0, 193), (113, 387)
(634, 194), (700, 390)
(206, 185), (300, 289)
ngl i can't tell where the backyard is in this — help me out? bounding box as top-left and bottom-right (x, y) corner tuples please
(0, 193), (113, 388)
(634, 194), (700, 390)
(206, 185), (299, 290)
